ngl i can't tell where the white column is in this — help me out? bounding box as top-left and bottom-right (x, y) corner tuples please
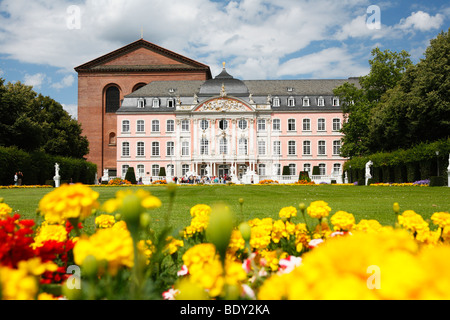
(176, 120), (181, 176)
(249, 119), (255, 157)
(232, 119), (237, 156)
(193, 119), (198, 157)
(211, 119), (216, 156)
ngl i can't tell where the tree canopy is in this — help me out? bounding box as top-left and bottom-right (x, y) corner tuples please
(0, 80), (89, 158)
(334, 28), (449, 158)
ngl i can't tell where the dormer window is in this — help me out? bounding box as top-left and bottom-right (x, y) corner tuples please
(287, 97), (296, 107)
(272, 97), (280, 107)
(169, 88), (175, 94)
(333, 97), (340, 106)
(152, 98), (160, 108)
(287, 87), (294, 92)
(167, 98), (175, 108)
(303, 97), (310, 107)
(137, 98), (145, 108)
(318, 97), (325, 107)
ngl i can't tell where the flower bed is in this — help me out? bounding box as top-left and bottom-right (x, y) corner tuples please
(0, 183), (449, 300)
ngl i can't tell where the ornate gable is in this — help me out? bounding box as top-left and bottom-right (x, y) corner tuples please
(193, 97), (254, 113)
(75, 39), (212, 76)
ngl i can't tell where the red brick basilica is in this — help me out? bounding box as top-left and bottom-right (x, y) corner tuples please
(75, 38), (212, 177)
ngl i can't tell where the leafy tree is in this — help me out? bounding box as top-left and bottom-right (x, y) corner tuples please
(0, 80), (89, 158)
(334, 48), (412, 157)
(368, 28), (450, 151)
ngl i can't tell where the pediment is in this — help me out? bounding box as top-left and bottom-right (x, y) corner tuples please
(193, 97), (254, 112)
(75, 39), (211, 75)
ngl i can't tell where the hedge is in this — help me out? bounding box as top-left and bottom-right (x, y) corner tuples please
(0, 146), (97, 186)
(344, 138), (450, 183)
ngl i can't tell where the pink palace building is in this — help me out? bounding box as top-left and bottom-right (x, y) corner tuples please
(116, 64), (359, 184)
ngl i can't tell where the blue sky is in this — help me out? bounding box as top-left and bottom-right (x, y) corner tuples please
(0, 0), (448, 119)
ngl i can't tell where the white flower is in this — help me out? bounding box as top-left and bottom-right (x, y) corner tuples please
(177, 264), (189, 276)
(308, 238), (324, 249)
(278, 256), (302, 274)
(162, 287), (180, 300)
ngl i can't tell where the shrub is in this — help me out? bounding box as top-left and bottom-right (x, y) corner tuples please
(312, 166), (320, 176)
(282, 166), (290, 176)
(299, 171), (311, 182)
(125, 167), (137, 184)
(158, 167), (166, 177)
(430, 176), (446, 187)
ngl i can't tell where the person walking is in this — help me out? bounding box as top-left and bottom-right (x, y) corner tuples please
(18, 171), (23, 186)
(14, 172), (18, 186)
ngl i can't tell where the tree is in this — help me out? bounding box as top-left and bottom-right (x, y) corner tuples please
(367, 28), (450, 151)
(0, 80), (89, 158)
(125, 167), (137, 184)
(334, 48), (412, 157)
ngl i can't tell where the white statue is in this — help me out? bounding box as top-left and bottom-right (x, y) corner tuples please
(205, 165), (211, 177)
(365, 160), (373, 179)
(447, 153), (450, 172)
(54, 163), (60, 177)
(230, 164), (236, 176)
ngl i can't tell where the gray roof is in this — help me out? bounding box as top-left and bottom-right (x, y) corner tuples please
(120, 70), (361, 113)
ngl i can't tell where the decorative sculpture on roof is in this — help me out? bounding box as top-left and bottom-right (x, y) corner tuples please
(197, 98), (248, 112)
(220, 83), (227, 97)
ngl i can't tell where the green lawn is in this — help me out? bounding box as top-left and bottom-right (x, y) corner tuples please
(1, 185), (449, 234)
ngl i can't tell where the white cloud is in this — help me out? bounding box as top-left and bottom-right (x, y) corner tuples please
(61, 104), (78, 119)
(24, 73), (46, 89)
(52, 74), (75, 89)
(397, 11), (444, 32)
(277, 47), (369, 78)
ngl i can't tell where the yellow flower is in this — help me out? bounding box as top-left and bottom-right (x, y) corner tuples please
(330, 211), (355, 231)
(95, 214), (116, 228)
(164, 236), (184, 255)
(101, 189), (162, 213)
(184, 204), (212, 238)
(355, 219), (383, 233)
(137, 240), (155, 264)
(227, 229), (245, 256)
(190, 204), (212, 217)
(17, 258), (58, 276)
(0, 266), (38, 300)
(431, 212), (450, 229)
(278, 206), (297, 220)
(398, 210), (429, 235)
(38, 183), (99, 224)
(0, 203), (13, 219)
(307, 201), (331, 219)
(73, 226), (134, 275)
(32, 222), (68, 248)
(271, 220), (288, 244)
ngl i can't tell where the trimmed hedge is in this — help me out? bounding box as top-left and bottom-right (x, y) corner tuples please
(344, 138), (450, 183)
(125, 167), (137, 184)
(0, 146), (97, 186)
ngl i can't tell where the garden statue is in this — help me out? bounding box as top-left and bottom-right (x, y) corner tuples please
(447, 153), (450, 187)
(53, 163), (61, 188)
(365, 160), (373, 186)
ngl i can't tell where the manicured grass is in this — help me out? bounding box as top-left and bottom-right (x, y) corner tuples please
(1, 185), (449, 234)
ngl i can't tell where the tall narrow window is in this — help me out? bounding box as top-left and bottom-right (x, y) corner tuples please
(122, 165), (129, 177)
(219, 119), (228, 130)
(303, 97), (310, 107)
(122, 142), (130, 157)
(303, 119), (311, 131)
(152, 164), (160, 177)
(239, 138), (248, 155)
(152, 142), (160, 156)
(152, 120), (160, 132)
(182, 164), (190, 176)
(152, 98), (160, 108)
(258, 164), (266, 175)
(238, 119), (247, 130)
(136, 120), (145, 133)
(288, 119), (296, 131)
(167, 98), (175, 108)
(272, 97), (280, 107)
(289, 164), (296, 175)
(166, 120), (175, 132)
(318, 118), (326, 131)
(319, 164), (326, 176)
(137, 142), (145, 157)
(303, 163), (311, 173)
(105, 86), (120, 113)
(318, 97), (325, 106)
(181, 120), (190, 132)
(333, 119), (341, 131)
(166, 141), (174, 156)
(272, 119), (281, 131)
(303, 141), (311, 155)
(273, 141), (281, 156)
(257, 119), (266, 131)
(288, 141), (296, 155)
(200, 120), (209, 130)
(318, 141), (326, 155)
(182, 141), (189, 156)
(200, 138), (209, 155)
(167, 164), (175, 176)
(219, 138), (228, 155)
(287, 97), (296, 107)
(137, 164), (145, 177)
(258, 140), (266, 155)
(122, 120), (130, 133)
(333, 140), (341, 155)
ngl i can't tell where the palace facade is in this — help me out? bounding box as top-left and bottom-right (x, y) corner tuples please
(76, 39), (359, 184)
(116, 63), (359, 184)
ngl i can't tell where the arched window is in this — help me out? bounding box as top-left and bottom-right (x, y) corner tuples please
(132, 83), (146, 92)
(105, 86), (120, 113)
(108, 132), (116, 146)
